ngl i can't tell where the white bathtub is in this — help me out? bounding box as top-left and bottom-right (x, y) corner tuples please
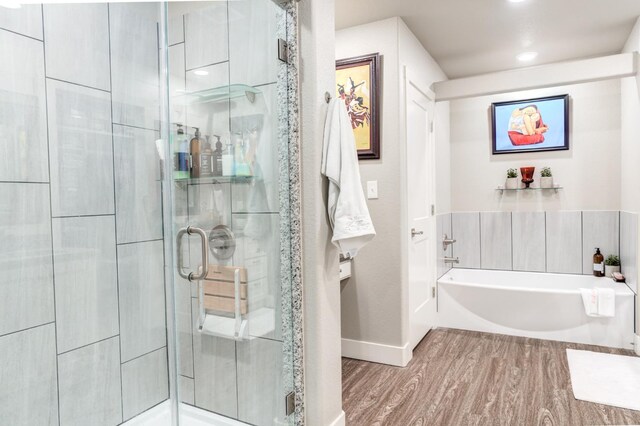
(437, 269), (635, 349)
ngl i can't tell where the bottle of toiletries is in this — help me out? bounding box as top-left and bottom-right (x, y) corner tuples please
(190, 127), (202, 178)
(593, 248), (604, 277)
(200, 136), (214, 177)
(213, 136), (223, 176)
(174, 124), (190, 180)
(222, 141), (234, 177)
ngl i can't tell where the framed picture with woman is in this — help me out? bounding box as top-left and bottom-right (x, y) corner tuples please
(491, 94), (569, 155)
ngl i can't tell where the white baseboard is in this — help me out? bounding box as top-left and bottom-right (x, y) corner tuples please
(328, 410), (346, 426)
(341, 337), (412, 367)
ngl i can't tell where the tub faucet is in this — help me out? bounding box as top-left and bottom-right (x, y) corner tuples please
(442, 234), (456, 251)
(444, 256), (460, 264)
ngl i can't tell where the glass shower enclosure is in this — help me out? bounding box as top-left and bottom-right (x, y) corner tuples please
(0, 1), (299, 425)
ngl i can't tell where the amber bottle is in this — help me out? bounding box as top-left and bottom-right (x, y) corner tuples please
(593, 248), (604, 277)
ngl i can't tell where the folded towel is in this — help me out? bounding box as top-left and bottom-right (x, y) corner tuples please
(580, 288), (615, 318)
(321, 99), (376, 258)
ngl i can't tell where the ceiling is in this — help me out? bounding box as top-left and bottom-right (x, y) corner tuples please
(335, 0), (640, 79)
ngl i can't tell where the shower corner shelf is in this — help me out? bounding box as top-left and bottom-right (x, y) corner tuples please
(496, 186), (562, 195)
(177, 83), (261, 105)
(174, 175), (254, 185)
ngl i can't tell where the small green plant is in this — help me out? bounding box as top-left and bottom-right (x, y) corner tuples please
(541, 167), (552, 177)
(507, 168), (517, 178)
(605, 255), (620, 266)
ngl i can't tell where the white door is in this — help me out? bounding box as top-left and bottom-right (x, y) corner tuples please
(405, 69), (437, 350)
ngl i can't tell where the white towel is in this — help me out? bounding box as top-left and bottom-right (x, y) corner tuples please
(579, 288), (615, 318)
(321, 99), (375, 258)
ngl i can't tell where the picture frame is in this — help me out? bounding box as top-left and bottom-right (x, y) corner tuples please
(491, 94), (569, 155)
(336, 53), (381, 160)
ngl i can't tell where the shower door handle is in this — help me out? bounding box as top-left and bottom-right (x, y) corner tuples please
(176, 226), (209, 282)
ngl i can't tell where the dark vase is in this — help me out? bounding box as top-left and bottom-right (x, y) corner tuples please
(520, 167), (535, 188)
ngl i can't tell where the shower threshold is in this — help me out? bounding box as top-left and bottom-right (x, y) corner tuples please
(123, 400), (246, 426)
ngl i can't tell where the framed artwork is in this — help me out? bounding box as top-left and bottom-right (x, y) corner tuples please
(336, 53), (381, 160)
(491, 94), (569, 155)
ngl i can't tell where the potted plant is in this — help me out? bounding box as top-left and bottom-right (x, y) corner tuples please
(540, 167), (554, 189)
(605, 255), (620, 277)
(505, 168), (518, 190)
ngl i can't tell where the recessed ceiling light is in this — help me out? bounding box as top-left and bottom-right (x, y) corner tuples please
(517, 51), (538, 62)
(193, 70), (209, 76)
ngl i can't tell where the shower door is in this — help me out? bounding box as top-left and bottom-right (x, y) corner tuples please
(161, 1), (297, 425)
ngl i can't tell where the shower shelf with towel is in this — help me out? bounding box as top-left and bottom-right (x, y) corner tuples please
(197, 265), (249, 341)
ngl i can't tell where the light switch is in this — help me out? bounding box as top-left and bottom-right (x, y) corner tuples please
(367, 181), (378, 199)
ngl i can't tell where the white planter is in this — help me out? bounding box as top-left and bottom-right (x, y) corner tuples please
(505, 178), (518, 190)
(540, 176), (554, 188)
(605, 264), (620, 277)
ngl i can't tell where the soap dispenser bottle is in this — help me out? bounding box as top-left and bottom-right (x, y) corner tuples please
(174, 124), (189, 180)
(222, 140), (234, 177)
(200, 136), (214, 177)
(190, 127), (202, 178)
(593, 248), (604, 277)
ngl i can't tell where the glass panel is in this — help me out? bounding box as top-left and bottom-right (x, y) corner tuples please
(164, 0), (295, 425)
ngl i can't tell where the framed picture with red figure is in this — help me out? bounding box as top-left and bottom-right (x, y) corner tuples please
(491, 94), (569, 155)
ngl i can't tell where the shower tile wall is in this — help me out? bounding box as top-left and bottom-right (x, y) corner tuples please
(169, 2), (287, 423)
(0, 4), (167, 425)
(449, 211), (635, 290)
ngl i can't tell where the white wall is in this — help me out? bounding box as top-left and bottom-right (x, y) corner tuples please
(450, 80), (621, 212)
(621, 17), (640, 335)
(299, 1), (345, 425)
(336, 18), (448, 355)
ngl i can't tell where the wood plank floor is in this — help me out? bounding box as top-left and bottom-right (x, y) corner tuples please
(342, 328), (640, 426)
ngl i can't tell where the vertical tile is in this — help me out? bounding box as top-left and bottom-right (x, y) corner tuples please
(57, 336), (122, 426)
(121, 347), (169, 421)
(546, 211), (582, 274)
(0, 5), (43, 39)
(118, 240), (166, 363)
(0, 30), (48, 182)
(582, 211), (620, 275)
(451, 212), (480, 269)
(233, 213), (282, 340)
(176, 267), (194, 378)
(110, 3), (160, 130)
(191, 299), (238, 418)
(0, 183), (54, 336)
(480, 212), (512, 270)
(184, 3), (228, 70)
(47, 79), (114, 217)
(167, 13), (184, 46)
(512, 212), (546, 273)
(620, 212), (638, 293)
(231, 84), (281, 214)
(113, 125), (163, 244)
(437, 213), (452, 278)
(53, 216), (119, 353)
(228, 0), (280, 86)
(179, 376), (195, 405)
(237, 338), (284, 425)
(0, 324), (58, 426)
(43, 4), (110, 90)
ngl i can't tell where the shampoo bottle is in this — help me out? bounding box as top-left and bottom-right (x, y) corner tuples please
(213, 136), (223, 176)
(190, 127), (202, 178)
(200, 136), (214, 177)
(174, 124), (190, 180)
(593, 247), (604, 277)
(222, 141), (234, 177)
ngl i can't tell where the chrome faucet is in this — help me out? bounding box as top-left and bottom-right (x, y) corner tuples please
(444, 256), (460, 264)
(442, 234), (456, 251)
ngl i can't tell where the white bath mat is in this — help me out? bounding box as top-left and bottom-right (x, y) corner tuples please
(567, 349), (640, 411)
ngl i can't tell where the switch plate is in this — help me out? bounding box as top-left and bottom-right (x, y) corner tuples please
(367, 181), (378, 199)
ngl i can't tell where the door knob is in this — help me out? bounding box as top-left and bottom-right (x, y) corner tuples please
(411, 228), (424, 237)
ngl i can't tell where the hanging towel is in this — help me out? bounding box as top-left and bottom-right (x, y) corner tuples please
(321, 99), (376, 258)
(579, 288), (615, 318)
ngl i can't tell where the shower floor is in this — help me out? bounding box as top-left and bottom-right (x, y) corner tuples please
(123, 400), (246, 426)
